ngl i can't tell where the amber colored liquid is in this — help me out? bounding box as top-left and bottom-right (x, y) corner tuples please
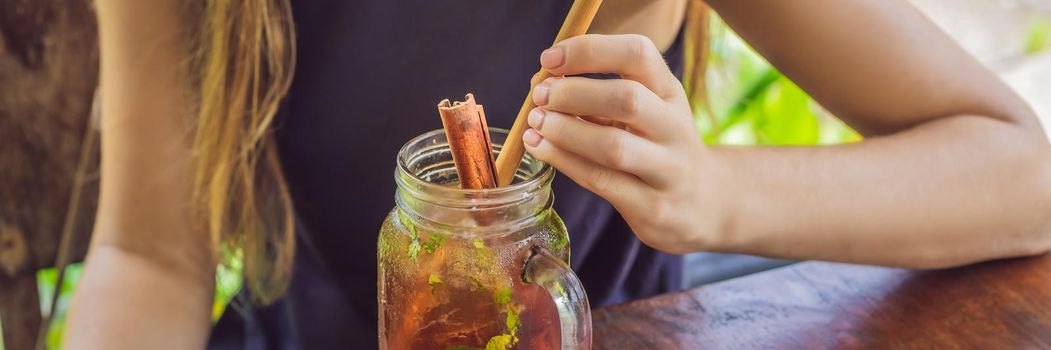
(378, 210), (568, 350)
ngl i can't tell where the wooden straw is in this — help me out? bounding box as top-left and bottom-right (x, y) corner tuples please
(493, 0), (604, 186)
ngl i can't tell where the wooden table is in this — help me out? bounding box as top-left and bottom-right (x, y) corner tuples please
(593, 254), (1051, 349)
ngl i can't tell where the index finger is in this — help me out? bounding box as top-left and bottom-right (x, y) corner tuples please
(541, 34), (685, 100)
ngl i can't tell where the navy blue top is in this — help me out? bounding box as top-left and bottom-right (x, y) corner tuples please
(209, 1), (684, 348)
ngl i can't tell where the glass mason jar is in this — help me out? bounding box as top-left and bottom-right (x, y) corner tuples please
(379, 128), (591, 350)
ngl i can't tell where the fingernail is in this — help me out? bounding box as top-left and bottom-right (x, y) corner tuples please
(540, 47), (565, 69)
(528, 108), (546, 130)
(533, 83), (549, 105)
(523, 129), (543, 147)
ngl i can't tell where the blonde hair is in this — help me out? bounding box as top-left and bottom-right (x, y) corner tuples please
(191, 0), (296, 305)
(190, 0), (710, 305)
(684, 1), (714, 129)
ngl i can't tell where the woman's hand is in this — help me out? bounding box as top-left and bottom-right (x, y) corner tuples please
(525, 2), (1051, 268)
(523, 34), (724, 255)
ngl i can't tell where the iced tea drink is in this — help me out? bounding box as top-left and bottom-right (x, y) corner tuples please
(378, 129), (591, 350)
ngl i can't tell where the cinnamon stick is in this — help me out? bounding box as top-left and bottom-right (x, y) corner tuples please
(438, 94), (498, 189)
(391, 96), (499, 348)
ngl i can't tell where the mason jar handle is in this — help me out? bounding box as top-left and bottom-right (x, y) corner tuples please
(523, 245), (592, 350)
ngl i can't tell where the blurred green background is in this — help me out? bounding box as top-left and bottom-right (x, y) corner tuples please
(13, 7), (1051, 350)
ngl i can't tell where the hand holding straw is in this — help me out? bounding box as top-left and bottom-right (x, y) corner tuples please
(494, 0), (604, 186)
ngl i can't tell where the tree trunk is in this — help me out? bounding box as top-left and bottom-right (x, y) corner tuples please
(0, 275), (42, 350)
(0, 0), (99, 348)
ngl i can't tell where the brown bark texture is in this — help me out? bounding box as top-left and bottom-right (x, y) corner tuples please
(0, 0), (100, 348)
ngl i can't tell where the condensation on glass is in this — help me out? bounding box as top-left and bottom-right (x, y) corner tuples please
(378, 129), (591, 350)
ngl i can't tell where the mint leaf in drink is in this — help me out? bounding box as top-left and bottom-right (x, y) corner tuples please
(493, 287), (512, 304)
(484, 334), (517, 350)
(428, 273), (443, 286)
(505, 304), (521, 334)
(407, 225), (421, 262)
(422, 233), (446, 254)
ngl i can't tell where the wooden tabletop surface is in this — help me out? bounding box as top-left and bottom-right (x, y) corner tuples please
(592, 254), (1051, 349)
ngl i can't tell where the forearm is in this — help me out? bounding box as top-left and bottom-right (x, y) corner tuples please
(90, 0), (204, 252)
(66, 1), (214, 348)
(66, 246), (214, 350)
(709, 116), (1051, 268)
(589, 0), (686, 51)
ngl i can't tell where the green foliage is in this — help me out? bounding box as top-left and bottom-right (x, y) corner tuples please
(700, 15), (860, 146)
(214, 249), (244, 320)
(1025, 18), (1051, 55)
(752, 77), (819, 144)
(36, 264), (82, 350)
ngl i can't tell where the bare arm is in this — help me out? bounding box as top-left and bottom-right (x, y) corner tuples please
(702, 0), (1051, 267)
(64, 1), (214, 348)
(524, 1), (1051, 269)
(590, 0), (687, 51)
